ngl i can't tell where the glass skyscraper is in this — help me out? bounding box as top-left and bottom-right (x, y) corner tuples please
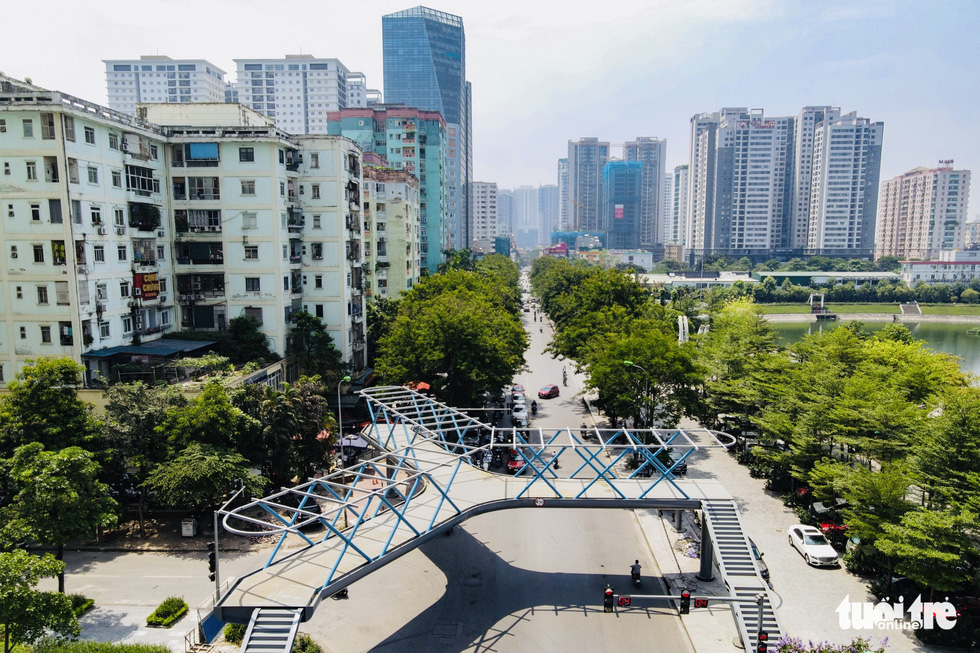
(383, 6), (471, 258)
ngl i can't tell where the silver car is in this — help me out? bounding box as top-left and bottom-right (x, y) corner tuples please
(788, 525), (839, 567)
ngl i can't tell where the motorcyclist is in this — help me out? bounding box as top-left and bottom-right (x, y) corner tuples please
(531, 400), (538, 415)
(630, 560), (642, 581)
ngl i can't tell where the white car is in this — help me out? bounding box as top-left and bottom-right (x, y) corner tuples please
(788, 524), (839, 567)
(513, 404), (528, 421)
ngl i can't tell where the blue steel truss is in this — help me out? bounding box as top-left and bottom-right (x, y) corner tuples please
(218, 386), (735, 621)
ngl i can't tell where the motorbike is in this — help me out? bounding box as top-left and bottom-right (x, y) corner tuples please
(531, 401), (538, 415)
(630, 561), (641, 587)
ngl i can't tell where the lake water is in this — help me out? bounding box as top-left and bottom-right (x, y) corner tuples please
(771, 321), (980, 377)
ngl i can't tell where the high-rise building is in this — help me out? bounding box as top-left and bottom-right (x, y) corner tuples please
(346, 72), (382, 108)
(233, 55), (351, 135)
(876, 163), (970, 261)
(624, 137), (666, 251)
(806, 112), (883, 257)
(662, 174), (674, 244)
(513, 185), (539, 249)
(104, 56), (226, 115)
(325, 106), (448, 273)
(602, 161), (643, 249)
(790, 106), (841, 248)
(1, 74), (367, 382)
(538, 185), (559, 246)
(670, 165), (689, 247)
(557, 158), (569, 230)
(497, 188), (514, 236)
(567, 138), (610, 232)
(470, 181), (499, 243)
(383, 6), (471, 254)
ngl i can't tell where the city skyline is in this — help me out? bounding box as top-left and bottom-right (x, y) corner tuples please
(1, 0), (977, 202)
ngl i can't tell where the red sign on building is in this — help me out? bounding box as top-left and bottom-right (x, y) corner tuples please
(614, 204), (624, 220)
(134, 272), (159, 300)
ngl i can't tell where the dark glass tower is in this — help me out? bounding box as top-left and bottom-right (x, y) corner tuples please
(383, 6), (471, 257)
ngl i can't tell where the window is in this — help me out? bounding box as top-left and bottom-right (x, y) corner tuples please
(159, 278), (167, 293)
(4, 163), (9, 175)
(33, 244), (44, 263)
(0, 119), (5, 132)
(99, 322), (111, 339)
(310, 153), (319, 168)
(91, 205), (102, 224)
(283, 276), (289, 291)
(40, 326), (51, 343)
(10, 246), (17, 260)
(279, 182), (285, 196)
(312, 215), (321, 229)
(244, 307), (262, 324)
(87, 166), (99, 184)
(157, 245), (165, 260)
(37, 286), (48, 304)
(26, 161), (37, 180)
(242, 212), (257, 229)
(278, 150), (285, 164)
(84, 127), (96, 144)
(108, 132), (119, 150)
(63, 116), (75, 141)
(119, 281), (130, 298)
(245, 277), (260, 291)
(245, 246), (259, 260)
(312, 184), (320, 199)
(31, 204), (40, 221)
(55, 281), (69, 305)
(117, 245), (127, 261)
(122, 316), (133, 333)
(23, 119), (33, 138)
(19, 326), (26, 339)
(314, 275), (323, 289)
(114, 207), (125, 226)
(150, 145), (159, 160)
(111, 170), (122, 188)
(93, 245), (105, 262)
(239, 147), (254, 162)
(241, 180), (255, 195)
(96, 284), (108, 301)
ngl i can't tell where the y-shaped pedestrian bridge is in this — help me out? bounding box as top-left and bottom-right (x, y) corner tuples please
(215, 386), (781, 652)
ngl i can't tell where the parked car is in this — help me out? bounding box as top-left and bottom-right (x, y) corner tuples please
(506, 448), (527, 475)
(748, 538), (770, 580)
(787, 524), (840, 567)
(513, 404), (529, 421)
(538, 384), (560, 399)
(512, 384), (525, 394)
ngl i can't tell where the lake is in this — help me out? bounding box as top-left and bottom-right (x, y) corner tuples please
(771, 321), (980, 377)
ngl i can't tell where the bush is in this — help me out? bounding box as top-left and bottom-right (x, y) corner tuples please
(145, 596), (188, 627)
(68, 593), (94, 617)
(773, 636), (886, 652)
(32, 641), (172, 653)
(224, 623), (247, 645)
(842, 547), (880, 577)
(292, 635), (322, 653)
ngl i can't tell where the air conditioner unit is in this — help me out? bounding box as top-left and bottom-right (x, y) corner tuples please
(97, 226), (107, 235)
(115, 227), (126, 236)
(157, 229), (165, 237)
(179, 294), (190, 301)
(121, 141), (129, 152)
(195, 294), (204, 300)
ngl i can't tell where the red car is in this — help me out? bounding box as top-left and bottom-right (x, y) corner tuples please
(506, 449), (527, 475)
(538, 384), (560, 399)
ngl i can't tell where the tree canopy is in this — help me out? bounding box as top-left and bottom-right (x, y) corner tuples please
(0, 550), (78, 653)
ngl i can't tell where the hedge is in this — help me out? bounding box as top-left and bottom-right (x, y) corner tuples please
(145, 596), (188, 628)
(32, 641), (171, 653)
(68, 593), (94, 617)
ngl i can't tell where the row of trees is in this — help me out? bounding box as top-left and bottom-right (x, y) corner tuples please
(371, 253), (527, 407)
(706, 275), (980, 305)
(699, 302), (979, 604)
(652, 255), (902, 274)
(532, 256), (979, 624)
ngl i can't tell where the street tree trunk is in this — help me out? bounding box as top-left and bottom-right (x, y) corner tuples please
(56, 543), (65, 593)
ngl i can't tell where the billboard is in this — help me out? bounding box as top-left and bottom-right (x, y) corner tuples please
(134, 272), (159, 300)
(614, 204), (624, 220)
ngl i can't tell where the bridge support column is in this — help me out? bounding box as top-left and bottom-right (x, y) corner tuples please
(696, 518), (714, 581)
(672, 509), (684, 532)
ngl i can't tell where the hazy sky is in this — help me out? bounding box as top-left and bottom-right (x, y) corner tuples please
(2, 0), (977, 205)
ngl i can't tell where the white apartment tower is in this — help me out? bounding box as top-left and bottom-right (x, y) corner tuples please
(567, 138), (610, 232)
(104, 56), (226, 116)
(876, 163), (970, 261)
(346, 73), (382, 108)
(234, 55), (351, 135)
(662, 174), (673, 244)
(624, 137), (667, 250)
(538, 184), (559, 246)
(557, 158), (568, 231)
(362, 163), (421, 300)
(806, 112), (883, 257)
(790, 106), (841, 248)
(670, 165), (689, 247)
(470, 181), (499, 242)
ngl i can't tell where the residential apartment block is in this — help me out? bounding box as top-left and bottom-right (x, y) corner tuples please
(470, 181), (498, 243)
(603, 161), (643, 249)
(566, 137), (610, 232)
(538, 184), (559, 246)
(669, 164), (689, 247)
(326, 106), (447, 272)
(624, 137), (666, 251)
(104, 56), (226, 116)
(876, 164), (970, 261)
(557, 158), (568, 231)
(362, 159), (421, 300)
(0, 74), (366, 383)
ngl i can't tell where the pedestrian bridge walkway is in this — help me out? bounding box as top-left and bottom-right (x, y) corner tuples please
(215, 387), (778, 650)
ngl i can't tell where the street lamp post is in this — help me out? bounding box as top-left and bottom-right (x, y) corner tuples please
(623, 360), (650, 430)
(337, 375), (352, 469)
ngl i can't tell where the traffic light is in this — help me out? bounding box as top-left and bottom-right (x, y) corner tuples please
(603, 585), (614, 613)
(679, 589), (691, 614)
(207, 542), (216, 582)
(757, 630), (768, 653)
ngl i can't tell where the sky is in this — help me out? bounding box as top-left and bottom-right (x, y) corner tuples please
(2, 0), (977, 206)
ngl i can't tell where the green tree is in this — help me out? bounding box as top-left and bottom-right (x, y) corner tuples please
(158, 381), (258, 454)
(224, 316), (276, 364)
(840, 465), (914, 546)
(366, 297), (401, 366)
(286, 312), (346, 383)
(914, 386), (980, 508)
(255, 379), (331, 487)
(960, 288), (979, 304)
(0, 358), (102, 459)
(0, 550), (78, 653)
(4, 444), (118, 593)
(377, 284), (527, 407)
(876, 507), (977, 598)
(437, 248), (477, 273)
(102, 382), (187, 535)
(145, 443), (266, 512)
